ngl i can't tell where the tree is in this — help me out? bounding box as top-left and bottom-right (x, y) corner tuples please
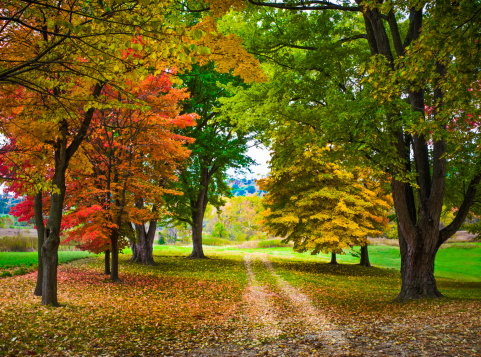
(164, 63), (257, 258)
(222, 0), (481, 300)
(258, 133), (392, 259)
(205, 195), (266, 241)
(0, 0), (252, 305)
(61, 73), (195, 277)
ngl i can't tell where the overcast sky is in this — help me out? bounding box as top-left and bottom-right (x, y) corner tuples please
(228, 144), (271, 179)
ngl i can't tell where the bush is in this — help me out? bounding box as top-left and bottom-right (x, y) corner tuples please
(212, 222), (228, 238)
(257, 239), (289, 248)
(202, 237), (239, 246)
(157, 234), (166, 245)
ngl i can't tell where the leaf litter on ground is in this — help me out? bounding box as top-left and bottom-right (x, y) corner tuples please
(0, 245), (480, 356)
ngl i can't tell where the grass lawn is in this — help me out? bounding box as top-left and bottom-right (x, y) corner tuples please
(0, 251), (91, 269)
(206, 242), (481, 282)
(0, 244), (479, 356)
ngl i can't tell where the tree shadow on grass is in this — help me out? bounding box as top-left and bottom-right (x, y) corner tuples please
(271, 259), (398, 279)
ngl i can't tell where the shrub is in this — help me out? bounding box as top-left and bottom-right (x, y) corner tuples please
(212, 222), (228, 238)
(158, 234), (166, 245)
(202, 237), (238, 246)
(257, 239), (289, 248)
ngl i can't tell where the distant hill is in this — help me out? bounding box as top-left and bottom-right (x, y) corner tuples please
(227, 178), (266, 197)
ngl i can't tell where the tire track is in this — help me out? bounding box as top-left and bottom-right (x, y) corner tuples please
(260, 254), (349, 353)
(243, 254), (283, 342)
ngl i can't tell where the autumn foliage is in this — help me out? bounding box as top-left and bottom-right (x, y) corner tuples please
(259, 144), (392, 255)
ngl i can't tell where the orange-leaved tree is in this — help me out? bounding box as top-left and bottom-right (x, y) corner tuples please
(61, 72), (196, 280)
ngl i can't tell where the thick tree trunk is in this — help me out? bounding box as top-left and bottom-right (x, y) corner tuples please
(104, 250), (111, 275)
(329, 252), (337, 265)
(396, 238), (442, 300)
(33, 192), (45, 297)
(131, 220), (157, 265)
(189, 212), (206, 259)
(41, 224), (60, 306)
(110, 231), (119, 281)
(359, 245), (371, 267)
(41, 166), (66, 306)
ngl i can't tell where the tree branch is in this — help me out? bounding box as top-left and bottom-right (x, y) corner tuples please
(248, 0), (361, 12)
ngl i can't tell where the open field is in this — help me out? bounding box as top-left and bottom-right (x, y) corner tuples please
(0, 251), (91, 269)
(0, 244), (480, 356)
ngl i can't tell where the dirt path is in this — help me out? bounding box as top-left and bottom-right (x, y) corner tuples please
(186, 253), (353, 356)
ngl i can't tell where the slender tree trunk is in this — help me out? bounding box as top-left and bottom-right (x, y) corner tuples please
(33, 192), (45, 297)
(398, 221), (408, 284)
(188, 170), (210, 259)
(104, 250), (111, 275)
(329, 252), (337, 265)
(132, 220), (157, 265)
(110, 231), (119, 281)
(359, 245), (371, 267)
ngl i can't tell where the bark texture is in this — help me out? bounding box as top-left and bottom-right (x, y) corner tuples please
(104, 250), (111, 275)
(359, 245), (371, 267)
(110, 231), (119, 281)
(131, 220), (157, 265)
(188, 168), (210, 259)
(329, 252), (337, 265)
(33, 192), (45, 297)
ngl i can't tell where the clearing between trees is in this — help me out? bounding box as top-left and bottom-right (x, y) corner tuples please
(0, 246), (480, 356)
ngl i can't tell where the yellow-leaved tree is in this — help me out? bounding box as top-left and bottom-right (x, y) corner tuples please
(259, 140), (392, 266)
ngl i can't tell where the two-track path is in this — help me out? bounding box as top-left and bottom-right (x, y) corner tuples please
(187, 253), (351, 356)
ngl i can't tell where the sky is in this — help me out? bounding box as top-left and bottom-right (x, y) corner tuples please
(228, 144), (271, 179)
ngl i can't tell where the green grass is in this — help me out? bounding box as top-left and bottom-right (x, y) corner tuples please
(2, 242), (479, 282)
(199, 243), (481, 282)
(0, 250), (91, 269)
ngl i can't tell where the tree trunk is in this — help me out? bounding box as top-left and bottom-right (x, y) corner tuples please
(131, 220), (157, 265)
(189, 212), (206, 259)
(188, 169), (210, 259)
(396, 241), (442, 300)
(131, 240), (139, 261)
(359, 245), (371, 267)
(104, 250), (111, 275)
(110, 231), (119, 281)
(41, 167), (66, 306)
(33, 192), (45, 297)
(329, 252), (337, 265)
(39, 83), (103, 306)
(41, 222), (61, 306)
